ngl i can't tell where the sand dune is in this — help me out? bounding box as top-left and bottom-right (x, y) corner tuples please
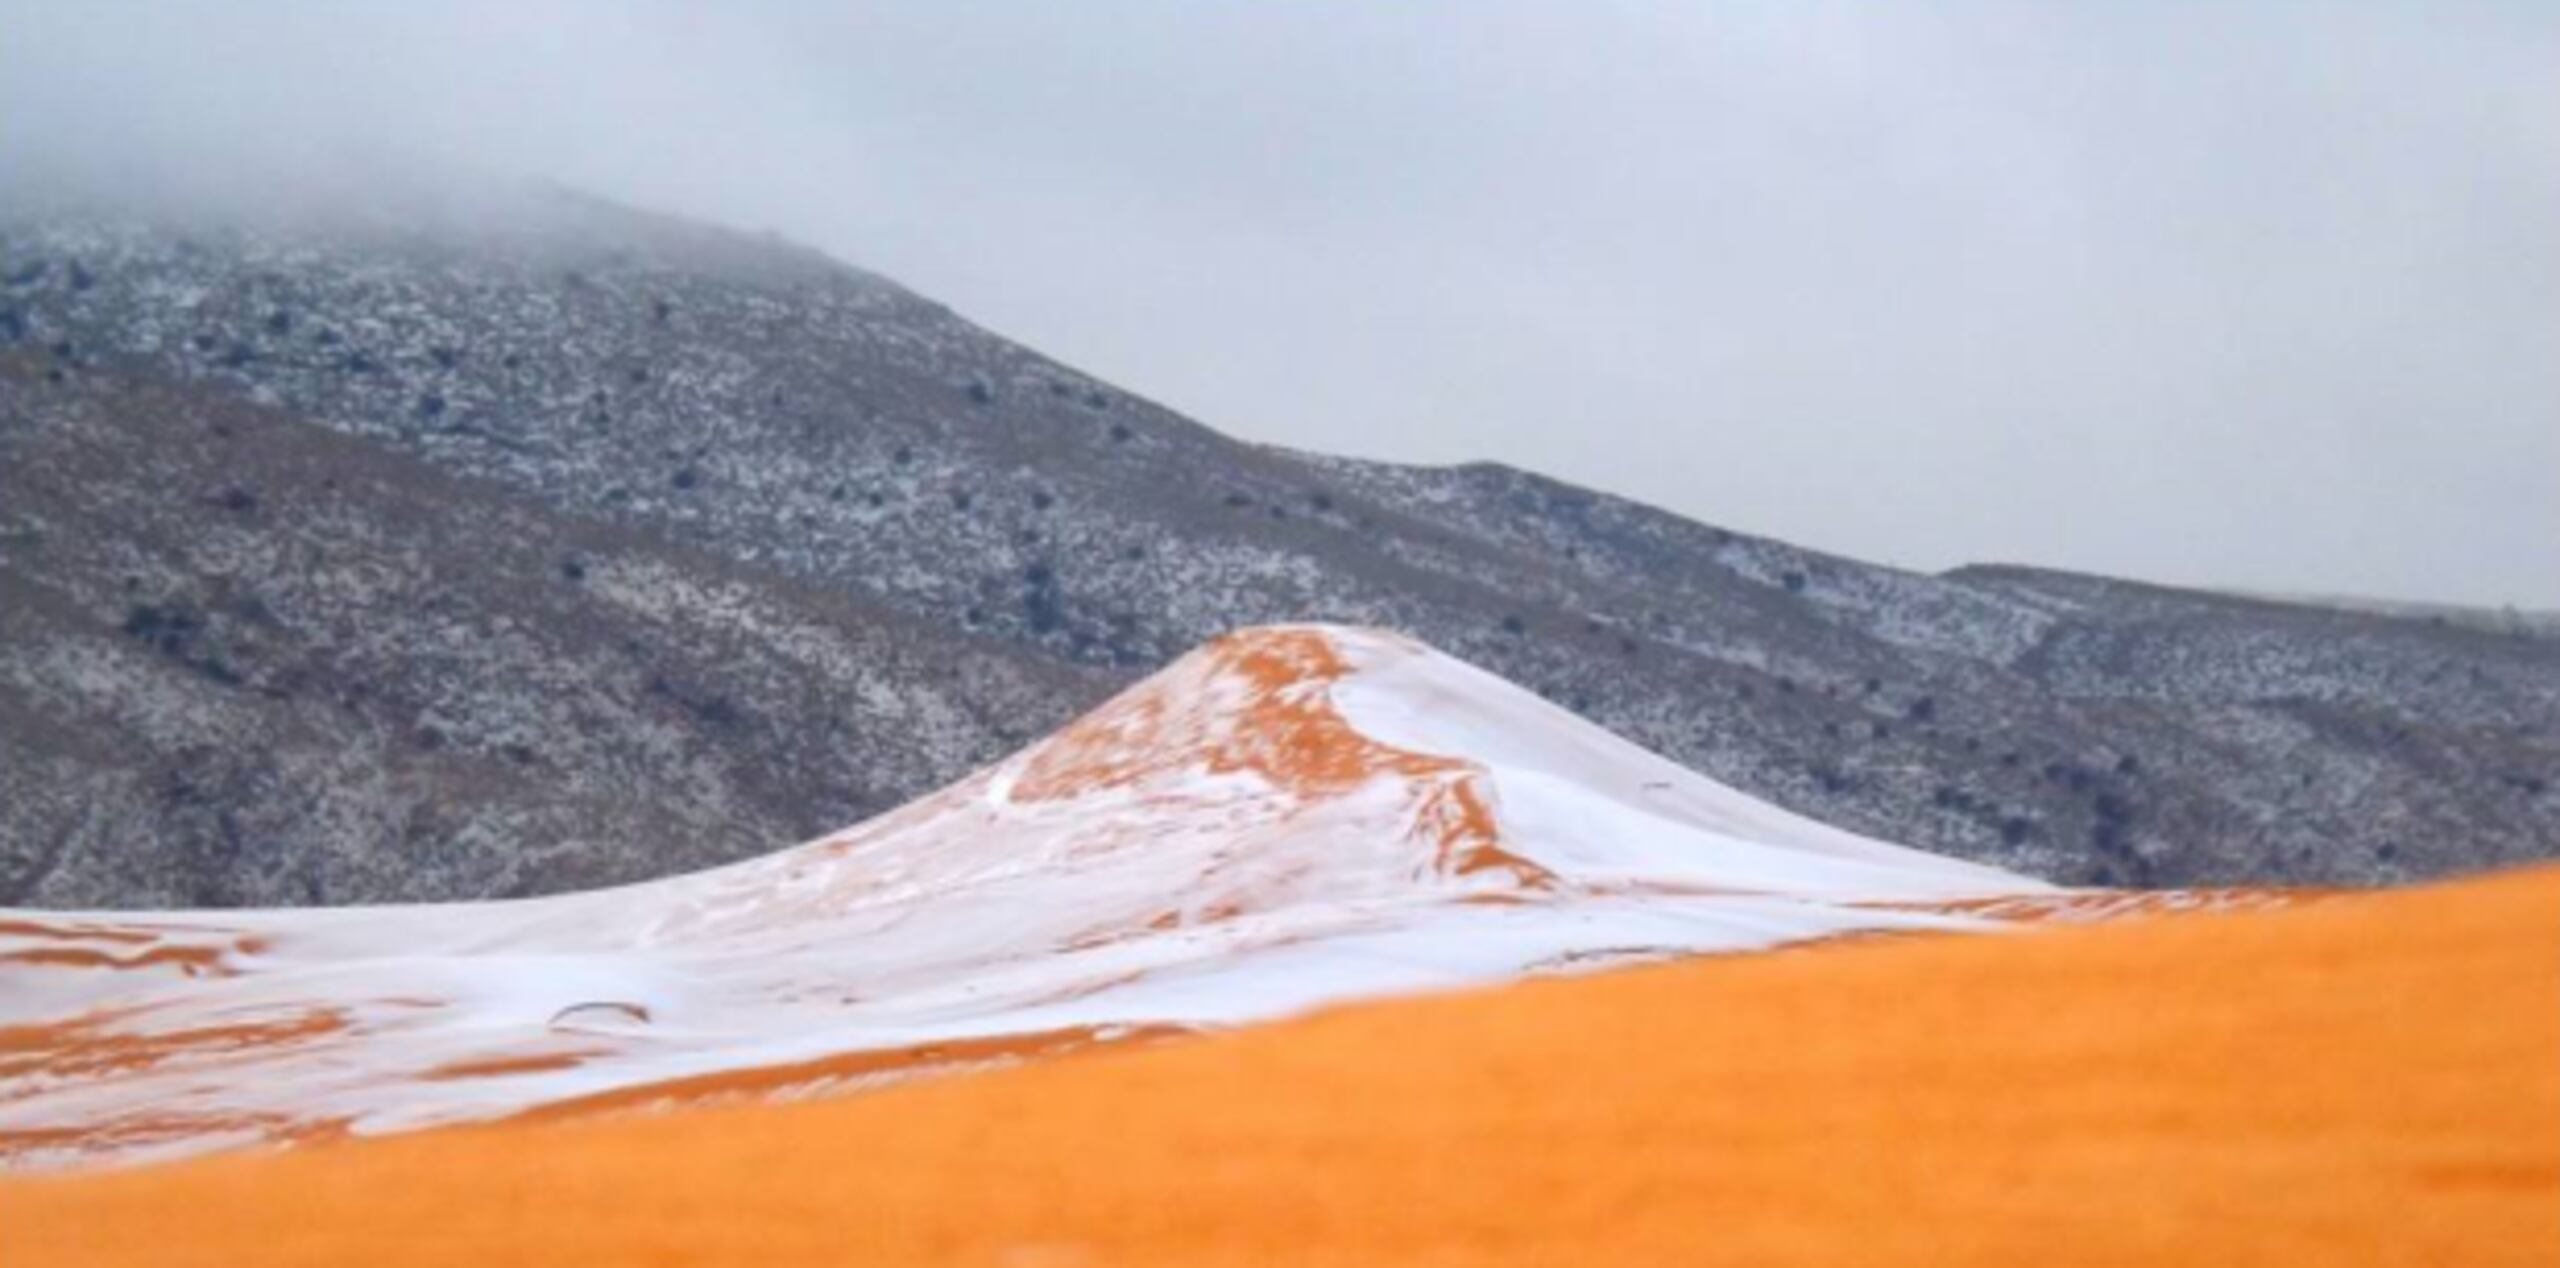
(4, 626), (2072, 1170)
(7, 860), (2552, 1267)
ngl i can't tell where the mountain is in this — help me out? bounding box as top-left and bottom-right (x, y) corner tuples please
(0, 347), (1104, 905)
(4, 186), (2556, 904)
(3, 624), (2265, 1173)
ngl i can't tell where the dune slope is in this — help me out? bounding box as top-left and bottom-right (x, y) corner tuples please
(6, 861), (2553, 1267)
(6, 625), (2091, 1171)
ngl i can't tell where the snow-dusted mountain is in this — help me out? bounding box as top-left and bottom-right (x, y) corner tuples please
(10, 626), (2279, 1173)
(4, 187), (2557, 908)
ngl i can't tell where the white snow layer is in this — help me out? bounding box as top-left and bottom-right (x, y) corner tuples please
(0, 625), (2052, 1171)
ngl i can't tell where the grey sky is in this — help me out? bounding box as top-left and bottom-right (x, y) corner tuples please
(6, 2), (2555, 607)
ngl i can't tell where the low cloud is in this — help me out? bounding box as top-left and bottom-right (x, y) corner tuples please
(5, 1), (2553, 605)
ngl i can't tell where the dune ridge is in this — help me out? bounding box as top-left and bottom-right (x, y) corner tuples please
(5, 860), (2552, 1266)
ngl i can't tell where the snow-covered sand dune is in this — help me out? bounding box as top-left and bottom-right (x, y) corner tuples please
(4, 625), (2112, 1170)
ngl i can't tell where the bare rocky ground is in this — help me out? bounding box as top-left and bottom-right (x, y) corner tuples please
(4, 185), (2554, 906)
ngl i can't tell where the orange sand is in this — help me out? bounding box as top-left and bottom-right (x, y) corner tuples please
(501, 1024), (1188, 1123)
(6, 865), (2555, 1267)
(0, 1006), (346, 1085)
(0, 919), (265, 977)
(1016, 627), (1552, 885)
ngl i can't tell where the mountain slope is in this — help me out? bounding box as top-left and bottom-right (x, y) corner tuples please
(0, 625), (2119, 1173)
(0, 349), (1104, 906)
(3, 188), (2556, 899)
(7, 857), (2550, 1267)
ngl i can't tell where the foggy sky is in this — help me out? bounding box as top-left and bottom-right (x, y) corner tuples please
(5, 2), (2554, 608)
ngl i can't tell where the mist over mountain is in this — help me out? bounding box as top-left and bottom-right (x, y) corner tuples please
(5, 181), (2555, 907)
(6, 2), (2556, 613)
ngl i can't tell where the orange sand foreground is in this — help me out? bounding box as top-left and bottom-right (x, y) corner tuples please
(8, 866), (2557, 1267)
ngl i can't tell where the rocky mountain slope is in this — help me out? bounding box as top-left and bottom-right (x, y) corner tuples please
(0, 348), (1104, 907)
(3, 185), (2555, 902)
